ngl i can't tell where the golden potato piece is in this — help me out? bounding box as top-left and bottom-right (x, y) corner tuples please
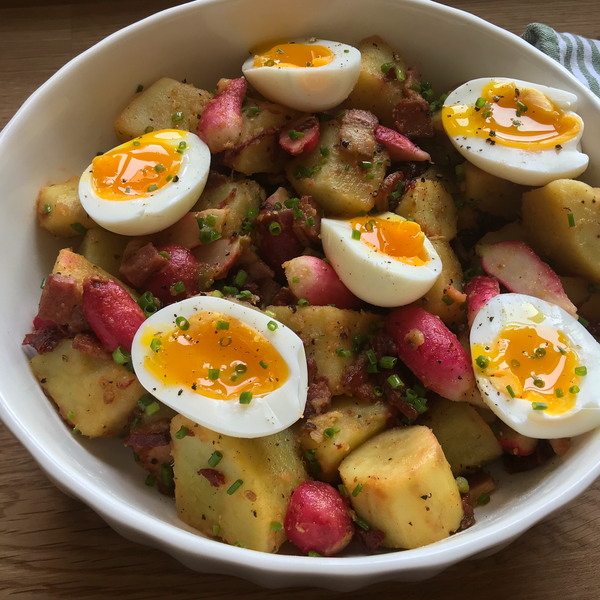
(36, 176), (96, 238)
(339, 426), (463, 549)
(522, 179), (600, 282)
(114, 77), (212, 142)
(79, 228), (130, 278)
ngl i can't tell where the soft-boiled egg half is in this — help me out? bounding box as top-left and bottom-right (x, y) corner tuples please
(242, 38), (361, 113)
(321, 212), (442, 307)
(471, 293), (600, 439)
(442, 77), (589, 186)
(79, 130), (210, 236)
(131, 296), (308, 438)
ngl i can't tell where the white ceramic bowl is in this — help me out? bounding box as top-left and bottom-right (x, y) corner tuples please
(2, 0), (600, 590)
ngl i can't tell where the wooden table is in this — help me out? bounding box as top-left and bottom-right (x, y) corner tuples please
(1, 1), (599, 598)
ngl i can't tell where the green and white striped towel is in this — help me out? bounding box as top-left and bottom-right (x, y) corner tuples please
(522, 23), (600, 98)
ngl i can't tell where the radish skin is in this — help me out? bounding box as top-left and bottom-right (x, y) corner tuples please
(465, 276), (500, 328)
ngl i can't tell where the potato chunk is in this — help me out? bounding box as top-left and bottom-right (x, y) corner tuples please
(420, 397), (502, 475)
(114, 77), (212, 142)
(338, 426), (463, 549)
(266, 306), (384, 395)
(286, 120), (389, 216)
(459, 161), (528, 220)
(522, 179), (600, 281)
(345, 36), (407, 128)
(171, 415), (307, 553)
(411, 240), (465, 328)
(79, 228), (130, 278)
(30, 339), (145, 437)
(36, 176), (96, 238)
(395, 178), (457, 241)
(298, 396), (391, 482)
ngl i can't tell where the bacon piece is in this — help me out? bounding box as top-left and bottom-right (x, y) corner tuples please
(198, 468), (226, 487)
(375, 171), (404, 212)
(82, 276), (146, 353)
(305, 358), (332, 417)
(458, 496), (476, 530)
(374, 125), (431, 162)
(67, 304), (89, 333)
(271, 286), (296, 306)
(193, 236), (242, 289)
(393, 97), (433, 138)
(465, 276), (500, 328)
(354, 525), (386, 551)
(119, 242), (169, 287)
(463, 470), (496, 508)
(338, 109), (379, 157)
(292, 196), (322, 248)
(198, 77), (246, 153)
(33, 316), (55, 330)
(72, 333), (112, 360)
(22, 326), (67, 354)
(37, 274), (81, 326)
(279, 115), (320, 156)
(143, 244), (200, 305)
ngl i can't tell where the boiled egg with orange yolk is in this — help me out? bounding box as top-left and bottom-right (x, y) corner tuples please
(321, 212), (442, 307)
(471, 293), (600, 439)
(79, 130), (210, 236)
(442, 77), (588, 186)
(131, 296), (308, 438)
(241, 39), (361, 112)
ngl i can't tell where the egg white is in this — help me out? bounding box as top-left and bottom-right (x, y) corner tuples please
(443, 77), (589, 186)
(321, 212), (442, 308)
(242, 39), (361, 113)
(471, 293), (600, 439)
(79, 131), (210, 236)
(131, 296), (308, 439)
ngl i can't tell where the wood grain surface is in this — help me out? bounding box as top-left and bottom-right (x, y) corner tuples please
(1, 1), (600, 598)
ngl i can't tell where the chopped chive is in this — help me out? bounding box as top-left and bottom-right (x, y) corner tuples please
(233, 270), (248, 287)
(476, 355), (489, 369)
(355, 517), (371, 531)
(475, 97), (486, 108)
(223, 285), (238, 295)
(308, 551), (322, 557)
(150, 338), (161, 352)
(133, 452), (140, 461)
(147, 184), (158, 192)
(234, 541), (247, 548)
(532, 402), (547, 411)
(336, 348), (351, 358)
(160, 463), (174, 487)
(366, 363), (380, 374)
(208, 451), (223, 467)
(239, 391), (252, 404)
(293, 207), (304, 219)
(365, 349), (377, 365)
(236, 288), (253, 299)
(216, 320), (229, 331)
(172, 111), (185, 122)
(269, 222), (282, 236)
(379, 356), (397, 369)
(511, 359), (521, 368)
(579, 315), (590, 328)
(125, 186), (132, 193)
(535, 348), (546, 358)
(235, 364), (247, 374)
(533, 378), (544, 388)
(575, 366), (588, 376)
(146, 401), (160, 416)
(219, 336), (232, 347)
(43, 203), (52, 214)
(570, 385), (580, 394)
(387, 374), (404, 389)
(212, 524), (221, 536)
(298, 298), (310, 306)
(288, 129), (305, 140)
(345, 164), (350, 171)
(455, 476), (469, 494)
(365, 173), (375, 180)
(176, 316), (189, 330)
(338, 484), (349, 497)
(173, 280), (185, 294)
(113, 347), (132, 366)
(166, 174), (173, 182)
(306, 216), (315, 226)
(259, 360), (268, 369)
(70, 222), (87, 235)
(477, 492), (491, 506)
(136, 84), (144, 93)
(558, 347), (567, 355)
(227, 479), (243, 495)
(205, 214), (218, 227)
(556, 388), (564, 398)
(293, 165), (314, 179)
(506, 385), (516, 398)
(284, 197), (300, 209)
(145, 126), (154, 133)
(265, 310), (276, 318)
(67, 410), (75, 420)
(568, 213), (575, 227)
(154, 164), (166, 173)
(359, 161), (373, 170)
(40, 277), (47, 289)
(208, 368), (220, 380)
(270, 521), (283, 531)
(320, 146), (330, 157)
(352, 483), (363, 497)
(175, 427), (189, 439)
(351, 229), (361, 240)
(145, 474), (156, 486)
(267, 321), (278, 331)
(212, 290), (224, 298)
(133, 141), (141, 146)
(292, 277), (300, 284)
(442, 295), (454, 306)
(337, 111), (346, 119)
(516, 101), (528, 114)
(246, 107), (261, 116)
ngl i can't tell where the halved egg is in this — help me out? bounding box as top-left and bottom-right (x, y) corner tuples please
(471, 293), (600, 439)
(321, 212), (442, 307)
(241, 38), (361, 112)
(131, 296), (308, 438)
(442, 77), (589, 186)
(79, 129), (210, 236)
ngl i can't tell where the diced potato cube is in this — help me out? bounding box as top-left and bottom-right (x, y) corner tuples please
(171, 415), (307, 553)
(30, 338), (145, 437)
(298, 395), (391, 482)
(79, 228), (130, 278)
(396, 178), (457, 241)
(339, 426), (463, 549)
(36, 176), (96, 238)
(266, 305), (384, 395)
(286, 120), (389, 216)
(114, 77), (212, 142)
(522, 179), (600, 282)
(419, 397), (502, 475)
(475, 221), (527, 254)
(345, 36), (407, 128)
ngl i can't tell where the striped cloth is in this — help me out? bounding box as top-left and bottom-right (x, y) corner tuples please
(522, 23), (600, 98)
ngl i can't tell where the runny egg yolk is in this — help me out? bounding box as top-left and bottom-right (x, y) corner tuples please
(141, 311), (289, 401)
(350, 216), (429, 266)
(472, 325), (582, 415)
(253, 43), (334, 69)
(91, 130), (185, 201)
(442, 80), (582, 150)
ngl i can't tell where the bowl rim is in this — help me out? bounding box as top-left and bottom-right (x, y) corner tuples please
(2, 0), (600, 582)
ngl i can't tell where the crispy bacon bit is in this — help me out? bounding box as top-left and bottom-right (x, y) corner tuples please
(279, 115), (320, 156)
(338, 109), (379, 157)
(67, 304), (90, 334)
(393, 68), (434, 139)
(305, 358), (332, 417)
(119, 242), (169, 287)
(503, 441), (554, 474)
(198, 468), (226, 488)
(292, 196), (322, 248)
(198, 77), (247, 153)
(270, 286), (296, 306)
(72, 333), (112, 360)
(374, 125), (431, 162)
(37, 274), (80, 326)
(375, 171), (404, 212)
(458, 496), (476, 530)
(354, 524), (386, 551)
(22, 326), (67, 354)
(463, 470), (496, 508)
